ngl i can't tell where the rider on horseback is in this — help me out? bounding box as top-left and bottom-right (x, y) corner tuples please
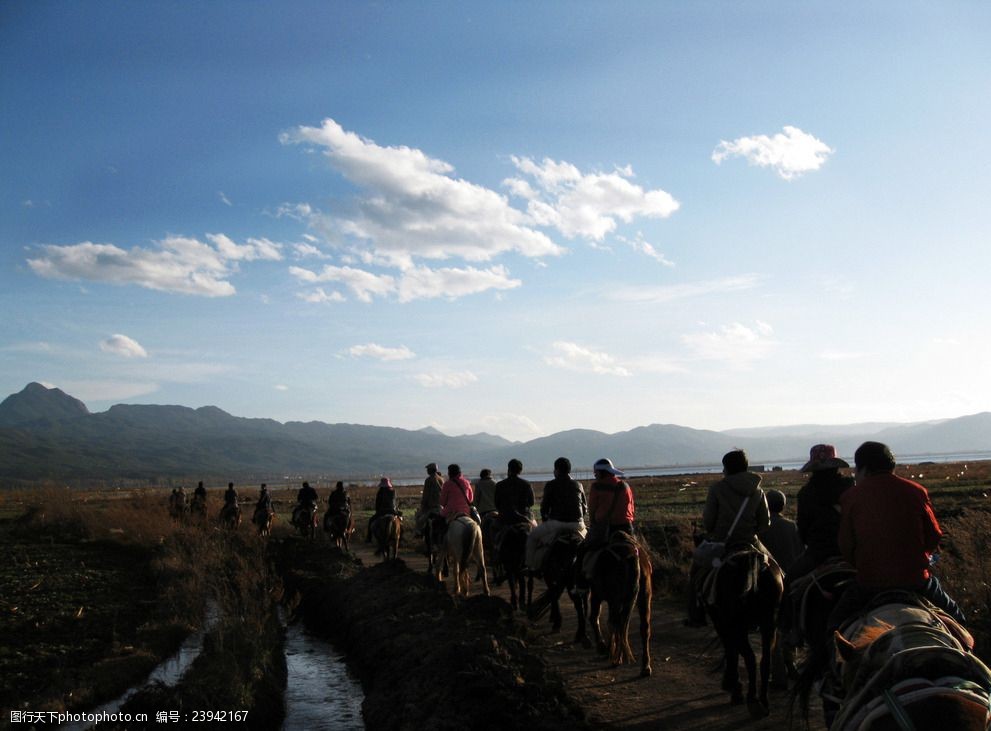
(327, 480), (351, 516)
(253, 483), (273, 519)
(493, 459), (535, 540)
(827, 441), (966, 630)
(525, 457), (587, 577)
(574, 458), (634, 595)
(686, 450), (770, 626)
(415, 463), (444, 537)
(367, 476), (401, 541)
(224, 482), (238, 507)
(440, 465), (473, 522)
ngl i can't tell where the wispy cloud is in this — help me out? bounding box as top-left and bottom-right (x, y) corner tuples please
(291, 263), (520, 303)
(617, 232), (675, 266)
(57, 380), (160, 402)
(218, 191), (232, 206)
(297, 287), (345, 304)
(818, 349), (864, 361)
(348, 343), (415, 361)
(292, 242), (329, 259)
(275, 384), (289, 391)
(505, 157), (679, 241)
(99, 334), (148, 359)
(413, 370), (479, 389)
(712, 126), (833, 180)
(681, 321), (776, 363)
(543, 341), (632, 377)
(28, 234), (283, 297)
(610, 275), (761, 303)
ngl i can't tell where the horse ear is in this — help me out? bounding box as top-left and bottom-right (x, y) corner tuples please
(834, 630), (857, 662)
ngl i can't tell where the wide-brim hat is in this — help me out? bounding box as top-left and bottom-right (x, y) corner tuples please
(593, 457), (624, 477)
(801, 444), (850, 472)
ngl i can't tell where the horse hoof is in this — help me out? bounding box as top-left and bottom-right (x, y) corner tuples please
(641, 666), (652, 678)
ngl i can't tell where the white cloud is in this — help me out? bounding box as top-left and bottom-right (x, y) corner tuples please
(818, 349), (865, 361)
(297, 287), (345, 304)
(292, 243), (329, 259)
(281, 118), (563, 265)
(100, 334), (148, 359)
(28, 234), (283, 297)
(618, 233), (675, 266)
(290, 263), (520, 303)
(219, 191), (232, 206)
(681, 321), (776, 363)
(275, 384), (289, 391)
(712, 125), (833, 180)
(543, 341), (631, 377)
(348, 343), (416, 361)
(610, 275), (761, 303)
(413, 370), (479, 389)
(505, 156), (679, 241)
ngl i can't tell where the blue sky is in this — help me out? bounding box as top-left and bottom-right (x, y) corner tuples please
(2, 2), (990, 442)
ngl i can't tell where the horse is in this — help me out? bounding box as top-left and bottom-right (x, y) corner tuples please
(495, 522), (533, 612)
(323, 509), (354, 550)
(252, 506), (274, 536)
(190, 494), (207, 525)
(700, 548), (783, 717)
(826, 592), (991, 731)
(168, 492), (189, 525)
(437, 515), (489, 597)
(292, 500), (318, 539)
(423, 513), (448, 576)
(576, 531), (653, 677)
(371, 514), (401, 561)
(527, 529), (584, 636)
(219, 502), (241, 530)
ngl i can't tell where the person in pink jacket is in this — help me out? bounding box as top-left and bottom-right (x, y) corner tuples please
(440, 463), (474, 522)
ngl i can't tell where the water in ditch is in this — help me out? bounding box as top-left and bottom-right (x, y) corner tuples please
(281, 620), (365, 730)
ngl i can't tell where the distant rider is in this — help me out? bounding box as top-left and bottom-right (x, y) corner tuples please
(367, 477), (401, 541)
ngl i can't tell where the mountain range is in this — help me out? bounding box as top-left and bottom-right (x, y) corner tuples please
(1, 382), (990, 483)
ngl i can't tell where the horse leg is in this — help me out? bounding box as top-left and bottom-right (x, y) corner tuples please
(715, 621), (743, 702)
(590, 595), (607, 655)
(639, 576), (653, 677)
(573, 590), (591, 648)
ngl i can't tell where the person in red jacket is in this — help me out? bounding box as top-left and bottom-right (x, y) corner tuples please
(574, 458), (634, 594)
(828, 441), (965, 627)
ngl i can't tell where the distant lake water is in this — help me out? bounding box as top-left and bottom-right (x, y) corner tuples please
(366, 451), (991, 487)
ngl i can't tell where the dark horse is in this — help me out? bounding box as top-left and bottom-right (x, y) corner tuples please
(826, 593), (991, 731)
(219, 503), (241, 530)
(576, 531), (653, 677)
(496, 523), (533, 612)
(371, 514), (401, 561)
(292, 500), (318, 539)
(701, 548), (783, 717)
(323, 509), (354, 550)
(424, 513), (448, 576)
(527, 530), (583, 636)
(252, 505), (274, 536)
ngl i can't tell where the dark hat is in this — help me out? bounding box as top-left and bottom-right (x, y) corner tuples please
(480, 468), (492, 479)
(854, 442), (896, 472)
(800, 444), (850, 472)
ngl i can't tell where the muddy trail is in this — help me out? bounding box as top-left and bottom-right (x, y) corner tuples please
(278, 534), (826, 731)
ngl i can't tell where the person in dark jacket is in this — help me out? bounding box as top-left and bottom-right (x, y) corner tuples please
(415, 463), (444, 536)
(367, 476), (401, 541)
(223, 482), (238, 506)
(525, 457), (587, 573)
(760, 489), (803, 573)
(494, 459), (535, 529)
(327, 481), (351, 516)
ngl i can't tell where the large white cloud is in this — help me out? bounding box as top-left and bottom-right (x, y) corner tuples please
(712, 126), (833, 180)
(100, 333), (148, 359)
(28, 234), (283, 297)
(505, 157), (680, 241)
(280, 118), (564, 266)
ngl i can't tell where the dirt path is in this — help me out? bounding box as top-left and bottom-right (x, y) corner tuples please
(347, 536), (826, 731)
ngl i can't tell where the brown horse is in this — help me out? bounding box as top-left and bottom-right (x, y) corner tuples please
(701, 548), (783, 717)
(292, 501), (318, 539)
(371, 514), (401, 561)
(190, 494), (207, 525)
(252, 506), (274, 536)
(826, 594), (991, 731)
(323, 509), (354, 550)
(219, 503), (241, 530)
(576, 532), (653, 677)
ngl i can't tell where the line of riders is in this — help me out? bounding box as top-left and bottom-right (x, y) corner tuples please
(166, 442), (969, 635)
(167, 479), (353, 538)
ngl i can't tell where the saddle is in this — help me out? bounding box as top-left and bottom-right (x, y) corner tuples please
(699, 548), (771, 606)
(831, 599), (991, 731)
(582, 531), (638, 580)
(789, 559), (855, 639)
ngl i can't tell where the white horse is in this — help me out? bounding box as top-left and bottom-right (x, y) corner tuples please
(439, 516), (490, 597)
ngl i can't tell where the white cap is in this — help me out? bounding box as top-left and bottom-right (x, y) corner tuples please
(593, 458), (624, 477)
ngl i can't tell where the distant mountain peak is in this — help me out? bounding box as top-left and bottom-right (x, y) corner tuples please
(417, 426), (446, 436)
(0, 382), (90, 427)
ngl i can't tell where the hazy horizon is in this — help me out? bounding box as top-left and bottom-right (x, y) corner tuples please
(4, 3), (990, 442)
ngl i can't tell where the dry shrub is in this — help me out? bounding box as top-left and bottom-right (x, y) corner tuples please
(934, 508), (991, 658)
